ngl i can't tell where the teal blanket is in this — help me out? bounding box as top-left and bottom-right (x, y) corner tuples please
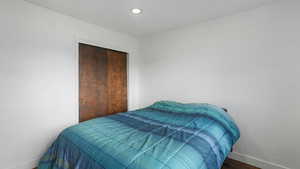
(38, 101), (240, 169)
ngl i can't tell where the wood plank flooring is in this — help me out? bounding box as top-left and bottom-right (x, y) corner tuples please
(222, 158), (260, 169)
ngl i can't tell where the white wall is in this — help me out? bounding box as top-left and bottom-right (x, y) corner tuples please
(139, 1), (300, 169)
(0, 0), (140, 169)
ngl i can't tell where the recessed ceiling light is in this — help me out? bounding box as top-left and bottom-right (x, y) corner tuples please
(131, 8), (142, 14)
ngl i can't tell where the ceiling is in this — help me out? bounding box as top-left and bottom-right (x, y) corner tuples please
(25, 0), (277, 36)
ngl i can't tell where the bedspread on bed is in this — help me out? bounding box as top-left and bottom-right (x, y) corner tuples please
(38, 101), (240, 169)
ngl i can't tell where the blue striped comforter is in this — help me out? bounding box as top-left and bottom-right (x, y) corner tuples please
(38, 101), (240, 169)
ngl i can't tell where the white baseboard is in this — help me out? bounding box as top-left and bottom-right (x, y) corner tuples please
(7, 159), (38, 169)
(229, 152), (290, 169)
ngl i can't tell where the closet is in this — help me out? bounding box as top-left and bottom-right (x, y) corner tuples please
(79, 43), (127, 122)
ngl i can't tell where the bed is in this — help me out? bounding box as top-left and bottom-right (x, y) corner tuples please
(38, 101), (240, 169)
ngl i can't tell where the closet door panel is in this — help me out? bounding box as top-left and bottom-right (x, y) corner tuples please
(79, 43), (108, 122)
(107, 50), (128, 114)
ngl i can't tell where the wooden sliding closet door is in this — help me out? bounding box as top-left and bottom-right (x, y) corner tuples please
(107, 50), (128, 115)
(79, 43), (127, 122)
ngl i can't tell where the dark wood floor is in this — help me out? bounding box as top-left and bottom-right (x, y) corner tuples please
(34, 158), (259, 169)
(222, 158), (260, 169)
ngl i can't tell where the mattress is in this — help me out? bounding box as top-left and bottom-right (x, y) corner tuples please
(38, 101), (240, 169)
